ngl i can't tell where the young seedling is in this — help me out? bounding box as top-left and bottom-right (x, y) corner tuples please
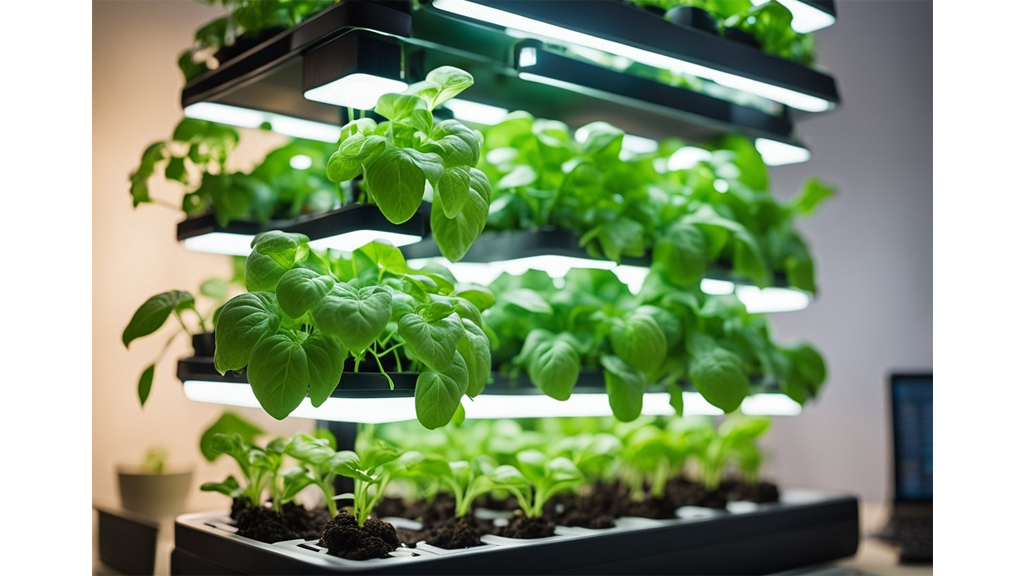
(284, 431), (360, 518)
(693, 416), (772, 490)
(318, 437), (424, 527)
(418, 454), (500, 519)
(494, 450), (584, 519)
(551, 432), (623, 484)
(618, 424), (690, 500)
(200, 433), (280, 510)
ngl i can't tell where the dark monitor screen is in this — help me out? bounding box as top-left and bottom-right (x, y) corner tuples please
(891, 374), (933, 501)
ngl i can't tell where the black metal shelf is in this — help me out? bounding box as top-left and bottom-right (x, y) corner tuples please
(172, 492), (859, 574)
(179, 0), (818, 147)
(177, 204), (427, 256)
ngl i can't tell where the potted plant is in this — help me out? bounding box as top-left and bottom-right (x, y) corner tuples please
(117, 447), (194, 519)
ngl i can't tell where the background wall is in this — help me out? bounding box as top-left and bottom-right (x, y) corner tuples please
(93, 0), (932, 507)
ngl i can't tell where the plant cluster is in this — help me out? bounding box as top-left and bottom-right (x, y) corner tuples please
(177, 0), (335, 81)
(628, 0), (817, 65)
(484, 265), (827, 419)
(212, 231), (494, 428)
(478, 112), (833, 294)
(130, 118), (338, 226)
(325, 66), (492, 262)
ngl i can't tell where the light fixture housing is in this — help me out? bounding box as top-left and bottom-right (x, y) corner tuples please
(402, 229), (813, 313)
(176, 204), (426, 257)
(178, 358), (802, 423)
(431, 0), (839, 113)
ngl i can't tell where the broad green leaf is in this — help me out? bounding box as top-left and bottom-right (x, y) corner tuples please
(247, 335), (309, 420)
(246, 251), (289, 292)
(214, 292), (281, 373)
(200, 412), (264, 462)
(458, 320), (491, 397)
(610, 315), (667, 373)
(683, 205), (770, 287)
(330, 451), (373, 482)
(374, 92), (427, 123)
(358, 242), (411, 275)
(601, 355), (646, 422)
(430, 120), (482, 166)
(123, 290), (194, 347)
(430, 167), (491, 261)
(668, 383), (684, 417)
(313, 283), (393, 353)
(528, 337), (581, 401)
(138, 364), (155, 407)
(496, 165), (536, 190)
(200, 278), (230, 300)
(327, 133), (386, 182)
(579, 217), (645, 263)
(689, 347), (750, 413)
(276, 268), (335, 319)
(579, 121), (624, 160)
(285, 432), (336, 465)
(415, 352), (469, 429)
(721, 135), (768, 191)
(200, 476), (241, 497)
(436, 166), (470, 218)
(399, 312), (464, 372)
(455, 284), (496, 310)
(252, 231), (309, 269)
(281, 468), (316, 501)
(501, 288), (552, 314)
(303, 331), (346, 407)
(515, 449), (548, 485)
(426, 66), (474, 109)
(789, 177), (835, 216)
(364, 146), (433, 224)
(653, 223), (707, 286)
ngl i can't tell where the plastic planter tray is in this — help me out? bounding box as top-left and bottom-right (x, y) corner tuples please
(171, 489), (859, 575)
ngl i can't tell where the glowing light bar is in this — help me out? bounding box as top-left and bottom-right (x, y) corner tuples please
(445, 99), (510, 125)
(409, 255), (810, 312)
(183, 380), (801, 422)
(668, 146), (713, 170)
(304, 73), (409, 110)
(751, 0), (836, 33)
(183, 102), (342, 143)
(435, 0), (833, 112)
(183, 232), (256, 257)
(755, 138), (811, 166)
(308, 231), (422, 253)
(289, 155), (313, 170)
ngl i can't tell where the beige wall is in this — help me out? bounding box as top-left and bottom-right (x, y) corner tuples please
(93, 0), (311, 511)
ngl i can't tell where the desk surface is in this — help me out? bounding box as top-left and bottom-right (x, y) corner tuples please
(94, 501), (932, 575)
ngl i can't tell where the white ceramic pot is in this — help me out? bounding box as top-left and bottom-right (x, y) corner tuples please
(116, 464), (193, 519)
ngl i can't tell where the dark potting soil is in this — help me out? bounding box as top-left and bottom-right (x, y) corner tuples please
(620, 494), (680, 520)
(721, 479), (781, 503)
(479, 493), (520, 512)
(424, 516), (485, 549)
(544, 494), (615, 529)
(373, 497), (409, 519)
(229, 498), (248, 521)
(319, 512), (400, 561)
(281, 502), (331, 541)
(235, 506), (303, 543)
(394, 526), (427, 549)
(498, 515), (556, 539)
(664, 477), (729, 510)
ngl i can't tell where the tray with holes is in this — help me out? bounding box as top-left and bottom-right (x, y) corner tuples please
(172, 489), (859, 575)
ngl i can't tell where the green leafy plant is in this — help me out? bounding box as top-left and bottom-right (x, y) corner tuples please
(479, 113), (833, 293)
(484, 265), (827, 419)
(178, 0), (336, 81)
(627, 0), (816, 65)
(689, 415), (772, 489)
(418, 454), (500, 518)
(284, 430), (353, 517)
(329, 436), (424, 527)
(141, 448), (169, 474)
(130, 118), (338, 226)
(123, 264), (244, 406)
(213, 231), (494, 428)
(490, 450), (585, 518)
(617, 423), (692, 500)
(326, 66), (493, 262)
(200, 432), (281, 509)
(550, 432), (623, 484)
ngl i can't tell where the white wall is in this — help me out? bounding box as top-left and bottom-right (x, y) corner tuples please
(93, 0), (932, 506)
(760, 0), (933, 502)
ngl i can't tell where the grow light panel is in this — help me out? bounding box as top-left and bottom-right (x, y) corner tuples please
(445, 99), (510, 125)
(307, 231), (422, 253)
(182, 232), (257, 257)
(751, 0), (836, 33)
(755, 138), (811, 166)
(183, 380), (801, 422)
(408, 256), (811, 313)
(435, 0), (834, 112)
(183, 102), (342, 143)
(303, 73), (409, 110)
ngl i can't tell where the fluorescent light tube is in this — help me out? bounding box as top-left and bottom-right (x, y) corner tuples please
(307, 231), (423, 253)
(304, 73), (409, 110)
(182, 232), (256, 257)
(736, 285), (812, 314)
(755, 138), (811, 166)
(289, 154), (313, 170)
(445, 99), (510, 125)
(183, 102), (342, 143)
(435, 0), (832, 112)
(183, 380), (801, 422)
(751, 0), (836, 33)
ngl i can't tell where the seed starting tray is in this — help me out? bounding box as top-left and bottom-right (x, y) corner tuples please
(171, 490), (858, 575)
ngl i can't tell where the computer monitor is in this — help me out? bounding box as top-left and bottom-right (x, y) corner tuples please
(890, 373), (933, 504)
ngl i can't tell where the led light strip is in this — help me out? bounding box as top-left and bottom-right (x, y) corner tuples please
(183, 230), (423, 257)
(303, 73), (409, 110)
(751, 0), (836, 34)
(183, 380), (802, 422)
(434, 0), (833, 112)
(184, 102), (342, 142)
(408, 256), (811, 313)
